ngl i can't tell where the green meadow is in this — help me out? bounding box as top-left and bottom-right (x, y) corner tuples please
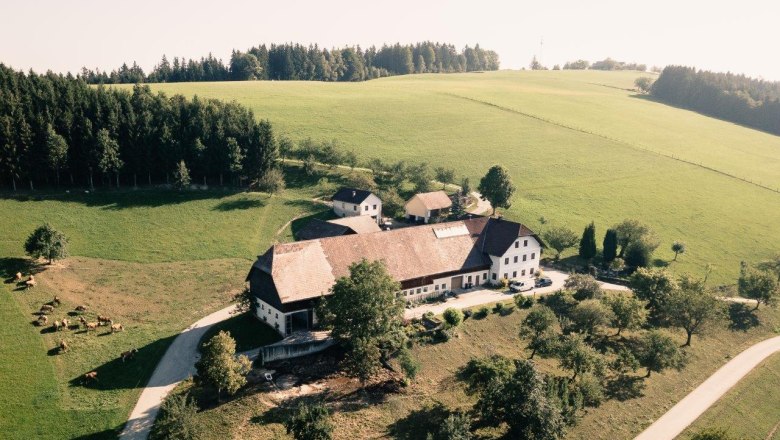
(126, 70), (780, 284)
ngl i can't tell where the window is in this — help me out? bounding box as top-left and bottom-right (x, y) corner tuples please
(423, 286), (428, 292)
(417, 288), (422, 294)
(263, 316), (267, 322)
(492, 273), (497, 280)
(467, 275), (472, 283)
(523, 254), (527, 262)
(524, 239), (528, 246)
(373, 204), (377, 210)
(442, 283), (447, 289)
(364, 205), (369, 211)
(504, 257), (509, 264)
(275, 313), (278, 319)
(522, 269), (526, 276)
(503, 273), (508, 279)
(530, 268), (535, 274)
(483, 273), (487, 280)
(261, 304), (265, 310)
(434, 284), (439, 291)
(531, 252), (536, 259)
(514, 256), (518, 263)
(353, 205), (357, 211)
(513, 271), (517, 278)
(515, 241), (519, 248)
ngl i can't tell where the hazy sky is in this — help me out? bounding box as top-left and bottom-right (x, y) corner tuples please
(2, 0), (779, 79)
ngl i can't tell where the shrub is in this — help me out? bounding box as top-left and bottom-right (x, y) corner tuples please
(443, 308), (464, 328)
(477, 306), (490, 318)
(459, 355), (515, 394)
(514, 294), (534, 309)
(493, 302), (505, 314)
(565, 274), (603, 301)
(398, 348), (420, 381)
(24, 223), (69, 264)
(253, 168), (286, 193)
(283, 400), (334, 440)
(151, 392), (199, 440)
(576, 373), (605, 407)
(438, 411), (472, 440)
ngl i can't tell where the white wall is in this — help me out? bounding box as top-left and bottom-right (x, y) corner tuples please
(399, 269), (490, 302)
(488, 236), (542, 283)
(332, 194), (382, 222)
(255, 298), (286, 336)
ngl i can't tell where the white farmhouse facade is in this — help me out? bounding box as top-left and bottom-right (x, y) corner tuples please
(332, 188), (382, 223)
(247, 216), (545, 336)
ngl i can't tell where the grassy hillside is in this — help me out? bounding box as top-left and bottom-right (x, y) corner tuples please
(681, 352), (780, 439)
(124, 71), (780, 284)
(0, 174), (330, 439)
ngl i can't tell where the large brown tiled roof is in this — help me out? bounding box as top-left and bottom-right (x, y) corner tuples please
(256, 217), (539, 304)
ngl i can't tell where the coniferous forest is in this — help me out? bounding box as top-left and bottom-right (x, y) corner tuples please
(79, 42), (500, 84)
(651, 65), (780, 135)
(0, 64), (278, 190)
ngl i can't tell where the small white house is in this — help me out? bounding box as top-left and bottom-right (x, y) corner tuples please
(332, 188), (382, 223)
(404, 191), (453, 223)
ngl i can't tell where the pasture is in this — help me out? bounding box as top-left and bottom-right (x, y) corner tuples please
(128, 70), (780, 284)
(172, 299), (780, 439)
(0, 178), (330, 439)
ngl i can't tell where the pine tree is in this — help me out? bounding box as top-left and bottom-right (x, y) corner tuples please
(579, 222), (597, 260)
(173, 160), (191, 190)
(602, 229), (618, 263)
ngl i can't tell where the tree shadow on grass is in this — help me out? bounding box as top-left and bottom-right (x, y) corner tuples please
(386, 401), (452, 440)
(653, 258), (670, 268)
(728, 303), (760, 331)
(0, 257), (46, 284)
(289, 210), (338, 240)
(68, 334), (176, 390)
(70, 425), (124, 440)
(0, 188), (240, 210)
(211, 197), (267, 211)
(605, 375), (646, 401)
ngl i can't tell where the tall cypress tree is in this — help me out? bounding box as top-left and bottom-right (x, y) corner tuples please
(603, 229), (618, 263)
(579, 222), (597, 260)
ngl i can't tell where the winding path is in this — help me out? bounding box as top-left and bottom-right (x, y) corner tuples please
(634, 335), (780, 440)
(467, 191), (492, 215)
(119, 304), (237, 440)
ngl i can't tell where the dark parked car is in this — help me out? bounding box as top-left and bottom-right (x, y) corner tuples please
(535, 277), (553, 288)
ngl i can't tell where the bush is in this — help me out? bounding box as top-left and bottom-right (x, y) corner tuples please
(493, 302), (505, 314)
(151, 392), (199, 440)
(253, 168), (286, 193)
(283, 400), (334, 440)
(443, 308), (464, 328)
(514, 294), (534, 309)
(565, 274), (603, 301)
(576, 373), (605, 407)
(477, 306), (490, 318)
(437, 411), (473, 440)
(398, 348), (420, 381)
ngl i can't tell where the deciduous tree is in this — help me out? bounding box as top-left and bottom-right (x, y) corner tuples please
(543, 226), (579, 260)
(636, 330), (685, 377)
(195, 331), (252, 399)
(738, 263), (779, 309)
(519, 305), (557, 358)
(477, 165), (515, 215)
(283, 400), (334, 440)
(24, 223), (69, 264)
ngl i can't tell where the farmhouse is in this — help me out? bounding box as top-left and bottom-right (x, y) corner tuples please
(296, 216), (382, 240)
(404, 190), (453, 223)
(247, 216), (543, 336)
(331, 188), (382, 223)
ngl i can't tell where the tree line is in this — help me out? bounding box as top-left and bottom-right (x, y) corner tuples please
(79, 42), (500, 84)
(562, 58), (648, 71)
(0, 64), (278, 191)
(651, 65), (780, 136)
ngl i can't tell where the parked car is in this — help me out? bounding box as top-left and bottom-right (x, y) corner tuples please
(535, 277), (553, 288)
(509, 281), (534, 293)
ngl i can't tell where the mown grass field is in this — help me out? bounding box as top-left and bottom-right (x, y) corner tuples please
(681, 352), (780, 439)
(174, 300), (780, 440)
(0, 173), (331, 439)
(128, 71), (780, 284)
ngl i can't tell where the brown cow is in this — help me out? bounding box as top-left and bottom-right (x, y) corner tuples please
(75, 305), (88, 313)
(40, 304), (54, 314)
(59, 340), (69, 353)
(85, 322), (98, 333)
(51, 296), (61, 307)
(97, 315), (111, 326)
(110, 323), (124, 333)
(52, 320), (63, 331)
(15, 272), (23, 281)
(36, 315), (48, 326)
(78, 316), (87, 327)
(83, 371), (98, 384)
(25, 278), (37, 289)
(121, 348), (138, 362)
(61, 318), (70, 329)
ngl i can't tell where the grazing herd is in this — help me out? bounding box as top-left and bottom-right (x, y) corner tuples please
(14, 271), (139, 387)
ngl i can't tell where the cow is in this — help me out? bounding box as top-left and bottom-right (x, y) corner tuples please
(85, 322), (98, 333)
(36, 315), (49, 326)
(25, 278), (37, 289)
(83, 371), (98, 384)
(61, 318), (70, 329)
(14, 272), (22, 281)
(121, 348), (138, 362)
(110, 322), (124, 333)
(75, 305), (88, 313)
(97, 315), (111, 326)
(40, 304), (54, 314)
(59, 340), (69, 353)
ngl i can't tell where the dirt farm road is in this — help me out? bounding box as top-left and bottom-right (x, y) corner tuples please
(119, 305), (238, 440)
